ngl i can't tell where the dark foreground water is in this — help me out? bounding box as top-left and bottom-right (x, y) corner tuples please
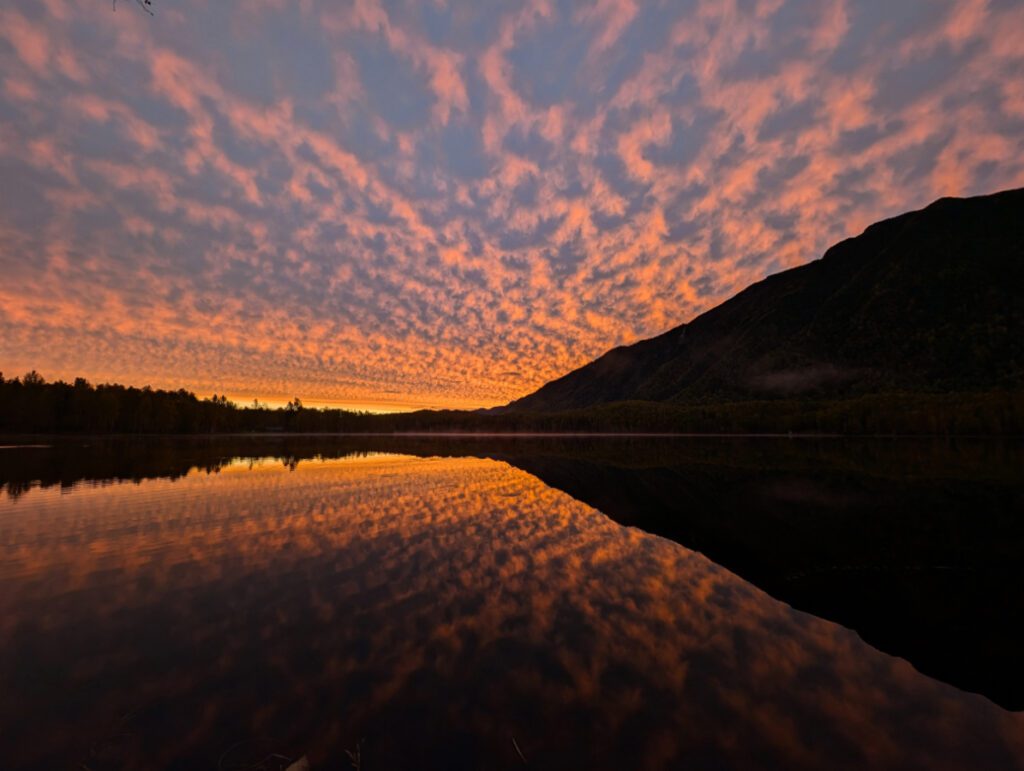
(1, 436), (1022, 770)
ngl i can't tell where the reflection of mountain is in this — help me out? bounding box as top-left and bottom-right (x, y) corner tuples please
(4, 448), (1023, 770)
(3, 436), (1023, 710)
(493, 443), (1024, 711)
(509, 188), (1024, 412)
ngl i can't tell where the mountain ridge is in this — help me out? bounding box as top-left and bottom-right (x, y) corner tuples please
(507, 188), (1024, 413)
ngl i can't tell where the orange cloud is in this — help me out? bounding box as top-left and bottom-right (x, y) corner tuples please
(0, 1), (1022, 409)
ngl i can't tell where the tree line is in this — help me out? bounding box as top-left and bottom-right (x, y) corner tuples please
(0, 371), (372, 434)
(1, 370), (1021, 435)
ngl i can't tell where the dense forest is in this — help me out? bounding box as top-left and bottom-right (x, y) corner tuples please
(0, 371), (369, 434)
(1, 370), (1021, 435)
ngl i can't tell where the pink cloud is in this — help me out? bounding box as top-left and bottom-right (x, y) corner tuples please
(0, 0), (1021, 409)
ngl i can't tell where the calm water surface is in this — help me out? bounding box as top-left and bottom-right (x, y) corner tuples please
(1, 438), (1022, 770)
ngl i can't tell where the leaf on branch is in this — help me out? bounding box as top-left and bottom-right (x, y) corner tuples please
(112, 0), (155, 16)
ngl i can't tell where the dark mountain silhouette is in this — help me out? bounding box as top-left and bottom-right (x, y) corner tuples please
(508, 188), (1024, 413)
(4, 190), (1022, 435)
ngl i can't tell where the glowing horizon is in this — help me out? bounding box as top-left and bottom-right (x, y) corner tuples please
(0, 374), (457, 413)
(1, 1), (1022, 410)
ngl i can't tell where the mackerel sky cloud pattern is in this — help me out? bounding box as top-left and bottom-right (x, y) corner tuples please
(1, 0), (1022, 410)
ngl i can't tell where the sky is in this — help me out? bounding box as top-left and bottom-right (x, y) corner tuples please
(1, 0), (1022, 411)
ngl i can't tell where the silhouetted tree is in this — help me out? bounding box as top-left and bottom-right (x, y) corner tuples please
(1, 369), (1021, 435)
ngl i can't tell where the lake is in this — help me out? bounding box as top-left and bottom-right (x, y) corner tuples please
(1, 436), (1022, 770)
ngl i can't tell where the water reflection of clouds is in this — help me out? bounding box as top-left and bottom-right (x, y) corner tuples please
(1, 456), (1022, 769)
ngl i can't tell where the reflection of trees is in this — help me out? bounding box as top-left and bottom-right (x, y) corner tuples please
(4, 456), (1022, 770)
(3, 434), (1022, 712)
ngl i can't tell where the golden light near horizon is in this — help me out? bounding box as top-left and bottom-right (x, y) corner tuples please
(230, 393), (449, 414)
(1, 0), (1022, 410)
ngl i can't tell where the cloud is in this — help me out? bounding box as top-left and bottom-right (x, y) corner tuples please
(0, 0), (1022, 409)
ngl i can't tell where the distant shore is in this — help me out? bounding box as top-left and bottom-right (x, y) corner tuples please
(1, 371), (1022, 436)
